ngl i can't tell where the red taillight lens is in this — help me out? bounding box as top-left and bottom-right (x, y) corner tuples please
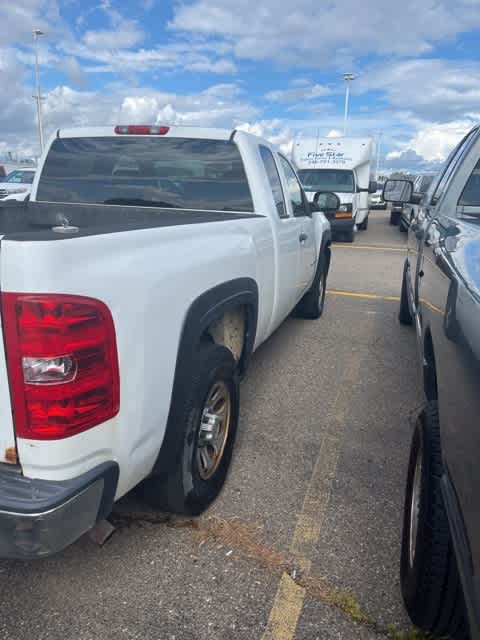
(114, 125), (169, 135)
(1, 293), (120, 440)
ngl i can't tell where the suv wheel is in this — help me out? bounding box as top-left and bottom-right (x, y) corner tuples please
(399, 261), (413, 325)
(400, 402), (469, 638)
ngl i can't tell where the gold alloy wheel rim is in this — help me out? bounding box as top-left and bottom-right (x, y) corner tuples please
(197, 381), (232, 480)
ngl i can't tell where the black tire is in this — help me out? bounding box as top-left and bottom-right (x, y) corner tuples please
(139, 343), (239, 515)
(344, 228), (354, 243)
(399, 261), (413, 325)
(295, 253), (328, 319)
(359, 215), (369, 231)
(390, 211), (400, 226)
(400, 402), (469, 639)
(400, 217), (408, 233)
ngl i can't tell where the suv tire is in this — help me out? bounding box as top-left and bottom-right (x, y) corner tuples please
(400, 402), (469, 639)
(399, 261), (413, 325)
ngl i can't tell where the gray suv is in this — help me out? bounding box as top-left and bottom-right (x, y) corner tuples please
(384, 125), (480, 639)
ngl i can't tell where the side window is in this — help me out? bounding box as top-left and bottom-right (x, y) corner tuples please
(459, 158), (480, 207)
(431, 129), (478, 205)
(259, 145), (287, 218)
(278, 155), (309, 217)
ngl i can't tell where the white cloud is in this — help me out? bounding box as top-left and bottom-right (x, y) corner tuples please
(388, 120), (473, 163)
(357, 59), (480, 121)
(83, 26), (144, 50)
(38, 82), (258, 135)
(265, 82), (331, 103)
(237, 119), (294, 153)
(170, 0), (480, 65)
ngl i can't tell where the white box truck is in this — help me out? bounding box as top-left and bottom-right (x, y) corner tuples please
(292, 137), (376, 242)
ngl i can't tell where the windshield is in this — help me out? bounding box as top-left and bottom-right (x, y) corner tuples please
(36, 137), (254, 212)
(297, 169), (355, 193)
(5, 170), (35, 184)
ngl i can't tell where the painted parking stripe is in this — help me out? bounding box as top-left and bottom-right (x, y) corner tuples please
(261, 356), (361, 640)
(332, 244), (405, 253)
(327, 289), (400, 302)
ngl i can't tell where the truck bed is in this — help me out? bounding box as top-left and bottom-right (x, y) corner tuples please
(0, 202), (261, 240)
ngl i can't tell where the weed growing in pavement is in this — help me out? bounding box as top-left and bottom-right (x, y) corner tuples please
(386, 625), (441, 640)
(109, 509), (428, 638)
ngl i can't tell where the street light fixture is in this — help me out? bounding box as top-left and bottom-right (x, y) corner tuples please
(343, 73), (355, 136)
(33, 28), (45, 154)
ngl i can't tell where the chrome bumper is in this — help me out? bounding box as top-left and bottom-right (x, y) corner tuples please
(0, 462), (118, 559)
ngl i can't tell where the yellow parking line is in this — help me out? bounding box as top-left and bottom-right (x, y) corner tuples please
(261, 357), (361, 640)
(332, 244), (405, 253)
(327, 289), (400, 302)
(261, 574), (306, 640)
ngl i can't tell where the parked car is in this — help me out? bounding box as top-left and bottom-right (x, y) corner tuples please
(369, 188), (385, 209)
(0, 168), (36, 201)
(399, 173), (436, 232)
(383, 124), (480, 639)
(0, 124), (332, 559)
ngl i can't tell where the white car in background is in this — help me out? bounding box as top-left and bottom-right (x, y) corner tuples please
(0, 168), (36, 201)
(369, 187), (385, 209)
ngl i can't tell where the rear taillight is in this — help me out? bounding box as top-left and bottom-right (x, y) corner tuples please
(1, 293), (120, 440)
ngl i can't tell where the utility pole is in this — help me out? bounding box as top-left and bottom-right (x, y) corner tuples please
(343, 73), (355, 136)
(33, 28), (45, 153)
(376, 132), (383, 181)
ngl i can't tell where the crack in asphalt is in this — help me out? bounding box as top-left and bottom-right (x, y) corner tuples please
(109, 510), (418, 638)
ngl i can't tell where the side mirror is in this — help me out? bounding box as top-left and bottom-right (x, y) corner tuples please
(313, 191), (341, 219)
(382, 179), (414, 204)
(411, 192), (422, 205)
(368, 180), (377, 194)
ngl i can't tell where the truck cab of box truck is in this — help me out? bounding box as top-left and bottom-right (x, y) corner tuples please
(293, 137), (376, 242)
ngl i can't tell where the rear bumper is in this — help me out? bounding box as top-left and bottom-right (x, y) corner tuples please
(0, 461), (118, 559)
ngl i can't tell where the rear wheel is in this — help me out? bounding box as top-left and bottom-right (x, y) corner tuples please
(139, 343), (239, 515)
(344, 228), (355, 243)
(400, 403), (469, 639)
(359, 215), (369, 231)
(400, 216), (408, 232)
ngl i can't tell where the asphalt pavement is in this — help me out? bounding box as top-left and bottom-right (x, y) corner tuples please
(1, 211), (425, 640)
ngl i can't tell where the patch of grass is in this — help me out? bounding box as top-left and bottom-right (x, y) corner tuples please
(326, 589), (370, 623)
(386, 624), (439, 639)
(111, 510), (433, 638)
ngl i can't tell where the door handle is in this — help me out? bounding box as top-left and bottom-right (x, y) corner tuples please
(299, 232), (308, 243)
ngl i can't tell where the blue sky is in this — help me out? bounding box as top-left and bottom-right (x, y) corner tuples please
(2, 0), (480, 171)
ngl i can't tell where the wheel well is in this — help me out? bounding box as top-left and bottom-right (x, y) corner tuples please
(204, 305), (248, 366)
(423, 330), (438, 401)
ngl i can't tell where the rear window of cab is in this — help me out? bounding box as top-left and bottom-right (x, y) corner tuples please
(36, 137), (254, 212)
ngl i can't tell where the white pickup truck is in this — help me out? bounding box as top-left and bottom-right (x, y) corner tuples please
(0, 124), (331, 558)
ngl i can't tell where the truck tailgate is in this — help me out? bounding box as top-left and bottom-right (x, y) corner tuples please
(0, 282), (18, 465)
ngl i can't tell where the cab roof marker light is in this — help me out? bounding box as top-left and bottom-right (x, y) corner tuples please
(114, 125), (170, 135)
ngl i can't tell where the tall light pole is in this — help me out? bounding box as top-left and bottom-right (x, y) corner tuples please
(376, 132), (383, 181)
(33, 28), (45, 153)
(343, 73), (355, 136)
